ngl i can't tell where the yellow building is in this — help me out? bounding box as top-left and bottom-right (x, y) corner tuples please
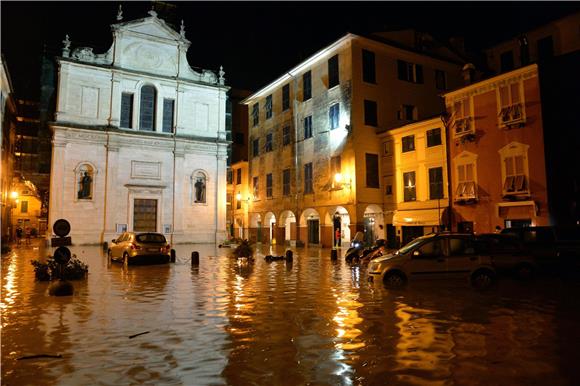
(379, 117), (449, 247)
(242, 32), (464, 247)
(227, 160), (250, 240)
(10, 178), (44, 238)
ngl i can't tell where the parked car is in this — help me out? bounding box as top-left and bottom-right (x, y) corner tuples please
(500, 226), (580, 271)
(367, 233), (496, 289)
(476, 233), (537, 279)
(108, 232), (171, 265)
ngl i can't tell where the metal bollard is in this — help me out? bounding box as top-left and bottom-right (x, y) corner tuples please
(102, 241), (108, 251)
(191, 251), (199, 265)
(330, 249), (338, 260)
(170, 249), (176, 263)
(285, 250), (293, 262)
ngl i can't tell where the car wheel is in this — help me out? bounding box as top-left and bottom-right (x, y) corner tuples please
(471, 269), (495, 289)
(383, 272), (406, 289)
(515, 263), (535, 280)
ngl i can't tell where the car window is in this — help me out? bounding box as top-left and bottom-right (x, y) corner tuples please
(415, 239), (443, 259)
(398, 234), (435, 255)
(448, 237), (476, 256)
(117, 233), (127, 242)
(136, 233), (167, 243)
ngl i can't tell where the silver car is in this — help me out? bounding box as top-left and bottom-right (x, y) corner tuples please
(368, 233), (496, 289)
(108, 232), (171, 265)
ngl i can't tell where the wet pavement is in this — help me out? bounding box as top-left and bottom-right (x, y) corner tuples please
(2, 238), (580, 386)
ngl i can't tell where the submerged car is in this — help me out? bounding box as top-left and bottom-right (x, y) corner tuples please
(367, 233), (496, 289)
(476, 233), (537, 279)
(108, 232), (171, 265)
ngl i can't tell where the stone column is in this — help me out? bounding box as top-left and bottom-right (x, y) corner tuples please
(172, 143), (185, 242)
(215, 147), (228, 243)
(108, 75), (121, 128)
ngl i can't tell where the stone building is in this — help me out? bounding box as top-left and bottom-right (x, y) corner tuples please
(242, 31), (465, 247)
(48, 10), (229, 245)
(444, 64), (549, 233)
(1, 55), (17, 243)
(379, 117), (449, 247)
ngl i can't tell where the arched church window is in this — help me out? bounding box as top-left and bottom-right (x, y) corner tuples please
(77, 164), (94, 200)
(193, 171), (208, 204)
(139, 85), (156, 131)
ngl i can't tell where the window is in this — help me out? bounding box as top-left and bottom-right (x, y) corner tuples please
(365, 153), (379, 188)
(426, 128), (442, 147)
(500, 50), (514, 72)
(435, 70), (447, 90)
(453, 98), (472, 135)
(162, 99), (174, 133)
(503, 155), (528, 195)
(364, 100), (378, 126)
(283, 169), (291, 196)
(282, 84), (290, 111)
(21, 200), (28, 213)
(266, 173), (273, 198)
(252, 138), (259, 157)
(537, 36), (554, 62)
(498, 82), (524, 126)
(398, 104), (416, 121)
(403, 171), (416, 201)
(252, 103), (259, 126)
(429, 167), (444, 199)
(283, 125), (291, 146)
(386, 184), (393, 195)
(265, 133), (273, 152)
(328, 55), (339, 88)
(304, 162), (313, 194)
(362, 49), (376, 83)
(448, 237), (477, 256)
(402, 135), (415, 152)
(236, 199), (241, 210)
(120, 93), (133, 128)
(397, 60), (423, 83)
(236, 168), (241, 185)
(303, 71), (312, 101)
(329, 103), (340, 130)
(139, 85), (156, 131)
(304, 116), (313, 139)
(253, 176), (259, 199)
(227, 170), (233, 184)
(456, 163), (476, 199)
(265, 95), (273, 119)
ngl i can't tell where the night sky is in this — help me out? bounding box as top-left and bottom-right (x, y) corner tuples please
(2, 1), (579, 99)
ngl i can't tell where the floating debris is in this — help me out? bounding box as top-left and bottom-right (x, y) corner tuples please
(129, 331), (150, 339)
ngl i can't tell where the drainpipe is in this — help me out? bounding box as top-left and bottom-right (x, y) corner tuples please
(440, 102), (453, 231)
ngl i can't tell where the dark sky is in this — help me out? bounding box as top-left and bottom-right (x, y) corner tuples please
(2, 1), (579, 99)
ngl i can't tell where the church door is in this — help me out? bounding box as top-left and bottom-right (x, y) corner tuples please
(133, 199), (157, 232)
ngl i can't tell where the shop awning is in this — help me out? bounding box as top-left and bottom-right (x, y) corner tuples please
(392, 208), (445, 226)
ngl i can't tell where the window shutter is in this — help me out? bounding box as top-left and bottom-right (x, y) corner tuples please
(416, 64), (424, 84)
(139, 86), (156, 131)
(162, 99), (174, 133)
(121, 93), (133, 128)
(397, 60), (406, 80)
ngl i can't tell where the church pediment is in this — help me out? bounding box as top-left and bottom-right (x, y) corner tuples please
(113, 16), (184, 43)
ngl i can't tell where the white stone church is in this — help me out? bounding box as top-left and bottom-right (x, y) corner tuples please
(48, 9), (229, 245)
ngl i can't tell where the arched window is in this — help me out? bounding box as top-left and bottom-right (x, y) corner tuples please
(139, 85), (156, 131)
(192, 171), (208, 204)
(77, 164), (94, 200)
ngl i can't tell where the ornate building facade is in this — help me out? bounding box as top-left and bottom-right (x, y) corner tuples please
(48, 10), (229, 245)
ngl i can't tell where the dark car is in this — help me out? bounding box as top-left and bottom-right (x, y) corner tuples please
(476, 233), (537, 279)
(500, 226), (580, 271)
(108, 232), (171, 265)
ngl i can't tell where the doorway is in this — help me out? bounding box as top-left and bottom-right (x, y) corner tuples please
(307, 219), (319, 244)
(133, 199), (157, 232)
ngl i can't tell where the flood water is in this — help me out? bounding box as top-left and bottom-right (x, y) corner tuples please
(2, 241), (580, 386)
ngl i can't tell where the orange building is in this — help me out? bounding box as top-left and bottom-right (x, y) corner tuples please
(444, 64), (549, 233)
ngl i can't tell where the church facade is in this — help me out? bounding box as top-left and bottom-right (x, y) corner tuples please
(48, 10), (229, 245)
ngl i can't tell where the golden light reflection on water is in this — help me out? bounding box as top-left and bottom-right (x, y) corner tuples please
(1, 258), (17, 312)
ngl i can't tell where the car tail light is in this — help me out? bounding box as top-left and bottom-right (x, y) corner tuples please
(130, 243), (142, 250)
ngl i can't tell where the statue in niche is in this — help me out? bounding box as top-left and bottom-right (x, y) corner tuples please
(194, 177), (206, 203)
(78, 171), (92, 199)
